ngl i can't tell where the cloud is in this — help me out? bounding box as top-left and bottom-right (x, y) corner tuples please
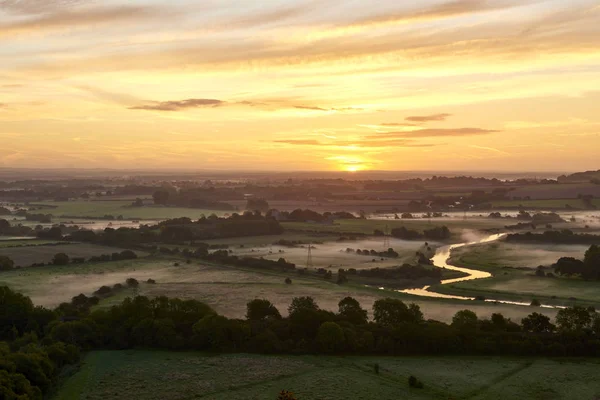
(405, 113), (452, 122)
(380, 122), (418, 127)
(369, 127), (498, 138)
(0, 0), (92, 15)
(273, 139), (322, 145)
(469, 145), (510, 155)
(294, 105), (328, 112)
(338, 0), (520, 31)
(273, 138), (439, 148)
(129, 99), (225, 111)
(216, 3), (314, 30)
(0, 5), (163, 38)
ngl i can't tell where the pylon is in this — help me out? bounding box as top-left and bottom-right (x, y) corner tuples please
(383, 224), (390, 250)
(306, 245), (314, 268)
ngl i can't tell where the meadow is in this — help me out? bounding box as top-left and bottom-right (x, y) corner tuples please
(0, 249), (555, 322)
(28, 200), (232, 219)
(491, 198), (600, 209)
(54, 350), (600, 400)
(0, 242), (146, 267)
(281, 217), (521, 240)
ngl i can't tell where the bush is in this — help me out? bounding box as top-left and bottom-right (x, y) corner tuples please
(52, 253), (70, 265)
(126, 278), (139, 288)
(530, 299), (541, 307)
(408, 375), (424, 389)
(147, 279), (156, 284)
(285, 277), (292, 284)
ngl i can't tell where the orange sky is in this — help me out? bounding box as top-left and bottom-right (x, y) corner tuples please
(1, 0), (599, 172)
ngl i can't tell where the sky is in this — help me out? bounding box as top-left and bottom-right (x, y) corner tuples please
(1, 0), (599, 172)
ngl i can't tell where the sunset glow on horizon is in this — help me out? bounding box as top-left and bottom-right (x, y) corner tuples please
(1, 0), (599, 172)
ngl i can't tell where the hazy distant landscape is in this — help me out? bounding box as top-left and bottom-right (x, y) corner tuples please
(2, 168), (600, 399)
(2, 0), (600, 398)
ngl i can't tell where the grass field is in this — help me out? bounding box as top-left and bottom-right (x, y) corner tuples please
(54, 350), (600, 400)
(0, 243), (146, 267)
(0, 239), (63, 248)
(491, 198), (600, 209)
(449, 241), (589, 271)
(282, 217), (518, 241)
(0, 257), (161, 306)
(228, 237), (440, 271)
(0, 250), (557, 322)
(28, 200), (232, 219)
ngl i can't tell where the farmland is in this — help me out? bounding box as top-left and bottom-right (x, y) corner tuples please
(54, 350), (600, 400)
(491, 198), (600, 209)
(0, 242), (146, 267)
(27, 200), (233, 220)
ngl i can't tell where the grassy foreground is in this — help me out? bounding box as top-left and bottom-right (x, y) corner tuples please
(54, 350), (600, 400)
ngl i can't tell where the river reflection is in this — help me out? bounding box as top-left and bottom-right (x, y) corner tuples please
(399, 233), (565, 309)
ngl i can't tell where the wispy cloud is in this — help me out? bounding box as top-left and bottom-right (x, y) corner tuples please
(405, 113), (452, 122)
(0, 5), (163, 38)
(369, 127), (498, 138)
(469, 145), (510, 155)
(129, 99), (225, 111)
(273, 138), (438, 148)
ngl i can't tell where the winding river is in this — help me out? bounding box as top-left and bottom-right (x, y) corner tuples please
(400, 233), (564, 309)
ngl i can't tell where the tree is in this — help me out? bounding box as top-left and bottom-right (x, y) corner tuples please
(246, 299), (281, 321)
(373, 298), (423, 326)
(556, 306), (593, 332)
(521, 312), (555, 333)
(317, 321), (345, 353)
(584, 244), (600, 279)
(153, 190), (170, 205)
(288, 296), (318, 317)
(285, 277), (292, 284)
(451, 310), (478, 334)
(126, 278), (139, 288)
(52, 253), (70, 265)
(0, 255), (14, 271)
(246, 198), (270, 213)
(338, 297), (368, 325)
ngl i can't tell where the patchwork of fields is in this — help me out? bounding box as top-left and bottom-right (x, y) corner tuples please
(54, 351), (600, 400)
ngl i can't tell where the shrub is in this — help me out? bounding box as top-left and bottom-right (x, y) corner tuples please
(408, 375), (424, 389)
(126, 278), (139, 288)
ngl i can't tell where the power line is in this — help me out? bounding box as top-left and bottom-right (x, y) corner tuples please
(306, 244), (314, 268)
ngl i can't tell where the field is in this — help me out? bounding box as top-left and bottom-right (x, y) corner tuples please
(228, 237), (440, 270)
(281, 217), (521, 240)
(435, 241), (600, 307)
(27, 200), (232, 220)
(491, 198), (600, 209)
(0, 242), (146, 267)
(449, 241), (589, 271)
(0, 239), (63, 248)
(54, 350), (600, 400)
(0, 252), (555, 322)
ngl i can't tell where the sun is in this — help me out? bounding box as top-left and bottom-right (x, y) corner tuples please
(344, 163), (367, 172)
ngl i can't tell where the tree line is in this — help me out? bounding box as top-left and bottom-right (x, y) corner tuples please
(3, 284), (600, 398)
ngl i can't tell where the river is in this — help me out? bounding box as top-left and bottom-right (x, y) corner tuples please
(400, 233), (565, 309)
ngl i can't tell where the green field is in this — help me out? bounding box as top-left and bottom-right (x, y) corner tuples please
(282, 217), (516, 240)
(491, 198), (600, 209)
(0, 239), (63, 248)
(0, 243), (146, 267)
(54, 350), (600, 400)
(28, 200), (232, 219)
(0, 250), (556, 322)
